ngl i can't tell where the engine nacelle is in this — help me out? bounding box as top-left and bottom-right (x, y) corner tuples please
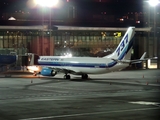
(40, 68), (57, 76)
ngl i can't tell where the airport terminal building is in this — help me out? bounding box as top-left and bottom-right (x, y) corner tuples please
(0, 24), (159, 69)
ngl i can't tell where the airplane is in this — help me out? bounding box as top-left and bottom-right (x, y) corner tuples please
(0, 54), (18, 66)
(27, 27), (138, 79)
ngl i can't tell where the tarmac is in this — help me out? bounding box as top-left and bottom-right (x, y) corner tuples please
(0, 69), (160, 86)
(0, 69), (159, 120)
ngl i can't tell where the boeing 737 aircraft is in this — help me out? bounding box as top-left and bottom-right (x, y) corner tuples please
(28, 27), (144, 79)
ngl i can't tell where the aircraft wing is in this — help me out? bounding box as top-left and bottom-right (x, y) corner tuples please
(130, 59), (149, 64)
(111, 59), (131, 64)
(130, 51), (158, 64)
(112, 52), (158, 64)
(130, 52), (146, 64)
(111, 58), (154, 64)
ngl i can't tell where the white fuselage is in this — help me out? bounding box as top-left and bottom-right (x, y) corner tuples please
(38, 56), (129, 75)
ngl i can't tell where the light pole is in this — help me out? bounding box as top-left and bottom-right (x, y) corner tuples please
(34, 0), (59, 55)
(147, 0), (160, 68)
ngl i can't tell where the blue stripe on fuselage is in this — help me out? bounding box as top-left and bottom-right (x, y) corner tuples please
(38, 62), (107, 68)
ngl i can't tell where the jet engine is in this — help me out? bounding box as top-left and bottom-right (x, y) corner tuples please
(40, 68), (57, 76)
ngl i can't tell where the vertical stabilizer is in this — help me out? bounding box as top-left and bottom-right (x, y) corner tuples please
(104, 27), (135, 60)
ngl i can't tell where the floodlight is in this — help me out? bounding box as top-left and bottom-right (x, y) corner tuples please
(148, 0), (160, 7)
(34, 0), (59, 7)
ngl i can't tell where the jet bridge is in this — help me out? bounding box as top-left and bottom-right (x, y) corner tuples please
(0, 54), (18, 65)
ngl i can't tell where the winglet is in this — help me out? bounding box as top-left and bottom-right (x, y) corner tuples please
(140, 52), (146, 60)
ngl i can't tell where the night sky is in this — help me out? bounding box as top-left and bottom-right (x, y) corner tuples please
(0, 0), (143, 13)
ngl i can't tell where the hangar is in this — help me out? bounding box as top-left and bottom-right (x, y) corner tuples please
(0, 25), (159, 69)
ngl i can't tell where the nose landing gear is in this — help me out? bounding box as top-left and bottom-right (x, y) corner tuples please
(63, 74), (89, 80)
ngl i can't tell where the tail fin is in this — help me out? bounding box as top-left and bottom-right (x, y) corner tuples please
(104, 27), (135, 60)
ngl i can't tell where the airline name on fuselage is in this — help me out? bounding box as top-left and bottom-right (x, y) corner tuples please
(41, 58), (60, 61)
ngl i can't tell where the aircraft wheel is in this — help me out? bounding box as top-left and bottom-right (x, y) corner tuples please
(66, 75), (70, 79)
(64, 75), (67, 79)
(82, 74), (88, 79)
(64, 75), (70, 79)
(33, 71), (37, 76)
(33, 73), (37, 76)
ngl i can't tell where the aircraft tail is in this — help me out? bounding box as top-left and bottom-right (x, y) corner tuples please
(104, 27), (135, 60)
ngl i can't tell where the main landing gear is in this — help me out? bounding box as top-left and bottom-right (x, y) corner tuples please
(64, 74), (71, 79)
(63, 74), (88, 80)
(82, 74), (88, 79)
